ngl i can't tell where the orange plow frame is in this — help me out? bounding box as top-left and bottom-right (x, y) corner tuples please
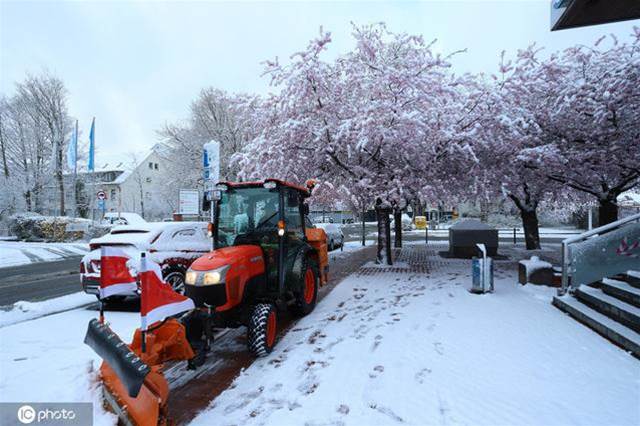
(88, 319), (194, 426)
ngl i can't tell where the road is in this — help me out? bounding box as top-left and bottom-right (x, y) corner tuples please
(0, 257), (83, 306)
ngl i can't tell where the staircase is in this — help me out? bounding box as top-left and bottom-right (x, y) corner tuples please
(553, 270), (640, 357)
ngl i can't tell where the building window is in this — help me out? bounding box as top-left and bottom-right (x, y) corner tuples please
(154, 163), (159, 170)
(148, 162), (153, 169)
(110, 189), (116, 199)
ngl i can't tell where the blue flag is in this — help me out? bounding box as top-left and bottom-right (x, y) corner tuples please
(88, 118), (95, 172)
(66, 120), (78, 171)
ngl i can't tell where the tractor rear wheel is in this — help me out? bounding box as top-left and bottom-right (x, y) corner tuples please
(290, 257), (319, 317)
(247, 303), (278, 357)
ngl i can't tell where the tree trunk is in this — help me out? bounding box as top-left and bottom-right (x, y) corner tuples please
(361, 204), (366, 247)
(375, 200), (392, 265)
(25, 190), (31, 211)
(508, 193), (541, 250)
(598, 197), (618, 227)
(520, 208), (541, 250)
(393, 209), (402, 248)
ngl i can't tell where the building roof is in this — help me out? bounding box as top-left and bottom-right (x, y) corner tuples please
(551, 0), (640, 31)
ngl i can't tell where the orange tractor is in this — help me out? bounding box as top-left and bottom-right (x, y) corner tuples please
(85, 179), (328, 425)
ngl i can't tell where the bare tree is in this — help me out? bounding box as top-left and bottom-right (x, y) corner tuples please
(15, 73), (71, 215)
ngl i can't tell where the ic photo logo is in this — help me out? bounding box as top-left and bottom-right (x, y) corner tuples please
(17, 405), (35, 424)
(16, 404), (77, 424)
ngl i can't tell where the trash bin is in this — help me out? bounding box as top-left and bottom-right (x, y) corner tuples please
(471, 244), (494, 294)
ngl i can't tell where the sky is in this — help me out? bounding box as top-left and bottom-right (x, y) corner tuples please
(1, 0), (639, 166)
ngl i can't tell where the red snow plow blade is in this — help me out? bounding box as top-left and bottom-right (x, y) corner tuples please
(84, 318), (194, 426)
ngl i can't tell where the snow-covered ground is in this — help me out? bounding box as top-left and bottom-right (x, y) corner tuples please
(0, 304), (127, 425)
(0, 241), (89, 268)
(0, 292), (96, 328)
(191, 246), (638, 426)
(328, 240), (371, 261)
(0, 244), (637, 426)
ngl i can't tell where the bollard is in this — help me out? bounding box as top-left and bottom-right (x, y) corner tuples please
(513, 227), (516, 245)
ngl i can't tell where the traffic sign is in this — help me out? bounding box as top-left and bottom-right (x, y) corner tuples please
(179, 189), (200, 215)
(97, 190), (106, 200)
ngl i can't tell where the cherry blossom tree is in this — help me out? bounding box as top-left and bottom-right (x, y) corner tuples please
(514, 31), (640, 226)
(235, 24), (477, 263)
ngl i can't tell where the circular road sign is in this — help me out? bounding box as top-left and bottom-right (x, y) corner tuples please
(96, 190), (106, 200)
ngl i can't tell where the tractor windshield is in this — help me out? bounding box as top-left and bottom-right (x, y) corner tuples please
(215, 187), (280, 248)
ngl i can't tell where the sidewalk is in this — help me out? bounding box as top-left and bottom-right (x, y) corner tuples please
(191, 243), (639, 426)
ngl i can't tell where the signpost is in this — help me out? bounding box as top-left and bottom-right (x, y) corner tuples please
(203, 140), (220, 250)
(96, 191), (106, 219)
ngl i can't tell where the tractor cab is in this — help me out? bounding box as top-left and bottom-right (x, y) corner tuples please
(213, 180), (311, 291)
(184, 179), (328, 330)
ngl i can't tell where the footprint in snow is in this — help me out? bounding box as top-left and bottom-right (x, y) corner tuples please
(369, 403), (404, 423)
(433, 342), (444, 355)
(337, 404), (350, 415)
(371, 335), (383, 351)
(415, 367), (432, 384)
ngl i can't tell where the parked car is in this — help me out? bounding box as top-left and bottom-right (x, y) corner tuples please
(315, 222), (344, 250)
(100, 212), (147, 227)
(390, 213), (414, 231)
(80, 222), (210, 300)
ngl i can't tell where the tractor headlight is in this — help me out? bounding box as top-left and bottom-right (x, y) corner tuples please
(203, 271), (222, 285)
(186, 266), (230, 286)
(185, 271), (198, 285)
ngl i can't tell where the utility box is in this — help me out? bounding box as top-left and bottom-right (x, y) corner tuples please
(449, 219), (498, 258)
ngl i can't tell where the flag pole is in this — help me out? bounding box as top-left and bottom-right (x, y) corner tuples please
(89, 117), (95, 222)
(73, 119), (78, 217)
(140, 252), (146, 354)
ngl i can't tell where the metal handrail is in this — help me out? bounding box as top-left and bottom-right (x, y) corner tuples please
(559, 212), (640, 295)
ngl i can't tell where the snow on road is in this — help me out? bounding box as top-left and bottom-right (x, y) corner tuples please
(191, 247), (639, 426)
(0, 292), (97, 327)
(0, 241), (89, 268)
(0, 306), (135, 425)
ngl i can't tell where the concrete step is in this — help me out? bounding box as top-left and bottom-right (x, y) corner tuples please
(552, 295), (640, 358)
(575, 285), (640, 333)
(600, 278), (640, 308)
(624, 270), (640, 288)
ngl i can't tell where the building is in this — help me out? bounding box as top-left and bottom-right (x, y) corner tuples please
(551, 0), (640, 31)
(42, 147), (173, 220)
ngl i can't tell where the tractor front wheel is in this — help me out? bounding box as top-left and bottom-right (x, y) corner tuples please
(247, 303), (278, 357)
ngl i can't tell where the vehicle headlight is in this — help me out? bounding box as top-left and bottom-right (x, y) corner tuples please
(185, 271), (198, 285)
(203, 271), (222, 285)
(186, 266), (230, 286)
